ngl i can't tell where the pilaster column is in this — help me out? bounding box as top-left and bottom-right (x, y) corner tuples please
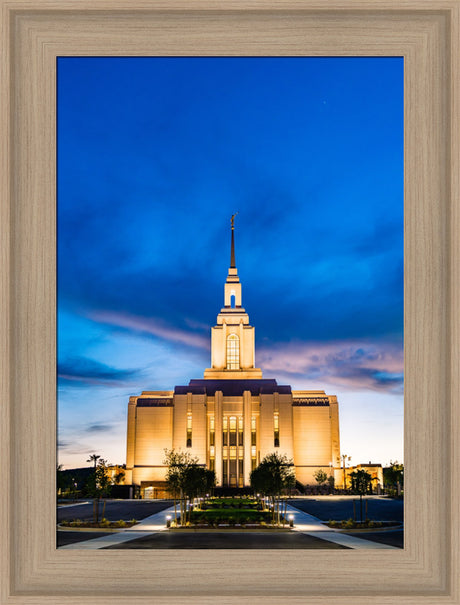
(243, 390), (252, 486)
(238, 319), (244, 369)
(214, 391), (223, 486)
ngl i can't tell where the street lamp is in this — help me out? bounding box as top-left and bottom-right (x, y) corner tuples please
(338, 454), (352, 490)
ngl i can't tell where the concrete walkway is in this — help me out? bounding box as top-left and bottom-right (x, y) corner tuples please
(286, 503), (398, 549)
(59, 504), (176, 550)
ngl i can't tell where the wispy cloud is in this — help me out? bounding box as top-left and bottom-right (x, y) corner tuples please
(258, 340), (403, 393)
(58, 356), (140, 387)
(57, 440), (72, 448)
(86, 423), (114, 433)
(89, 310), (209, 350)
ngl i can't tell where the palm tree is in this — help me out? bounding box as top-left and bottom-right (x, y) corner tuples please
(86, 454), (101, 522)
(87, 453), (101, 468)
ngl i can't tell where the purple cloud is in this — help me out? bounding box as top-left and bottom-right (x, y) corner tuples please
(258, 339), (403, 393)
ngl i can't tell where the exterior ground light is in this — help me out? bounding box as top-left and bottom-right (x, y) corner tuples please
(166, 515), (171, 528)
(288, 514), (294, 527)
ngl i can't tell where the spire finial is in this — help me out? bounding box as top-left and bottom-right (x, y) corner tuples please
(230, 212), (238, 268)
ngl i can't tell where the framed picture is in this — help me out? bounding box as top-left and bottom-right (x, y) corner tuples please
(56, 54), (404, 549)
(2, 1), (459, 602)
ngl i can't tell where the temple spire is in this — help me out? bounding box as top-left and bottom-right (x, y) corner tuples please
(230, 212), (238, 268)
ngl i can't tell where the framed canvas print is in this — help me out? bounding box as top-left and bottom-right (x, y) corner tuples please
(1, 1), (460, 603)
(56, 55), (404, 552)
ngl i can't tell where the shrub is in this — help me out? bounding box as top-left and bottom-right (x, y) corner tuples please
(114, 519), (127, 527)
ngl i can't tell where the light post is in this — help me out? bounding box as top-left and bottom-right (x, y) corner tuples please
(338, 455), (352, 491)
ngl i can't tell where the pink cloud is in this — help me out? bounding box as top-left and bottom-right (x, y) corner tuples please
(257, 339), (403, 393)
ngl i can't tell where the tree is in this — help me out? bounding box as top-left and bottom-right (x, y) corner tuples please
(113, 470), (125, 485)
(383, 461), (404, 496)
(250, 452), (295, 525)
(87, 453), (101, 469)
(327, 475), (335, 493)
(204, 469), (216, 498)
(85, 458), (112, 523)
(349, 469), (372, 522)
(313, 469), (328, 486)
(56, 464), (65, 496)
(163, 449), (182, 525)
(182, 464), (209, 523)
(350, 469), (372, 495)
(163, 449), (213, 526)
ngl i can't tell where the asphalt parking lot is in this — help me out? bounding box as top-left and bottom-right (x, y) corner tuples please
(57, 499), (173, 523)
(288, 496), (403, 523)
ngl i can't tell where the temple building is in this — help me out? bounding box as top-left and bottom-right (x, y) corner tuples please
(124, 218), (341, 496)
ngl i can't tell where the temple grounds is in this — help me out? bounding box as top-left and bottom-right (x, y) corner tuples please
(57, 496), (402, 549)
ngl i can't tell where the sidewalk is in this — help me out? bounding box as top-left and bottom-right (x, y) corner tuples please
(59, 504), (176, 550)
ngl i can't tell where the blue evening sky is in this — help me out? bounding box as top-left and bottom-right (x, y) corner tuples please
(57, 57), (403, 469)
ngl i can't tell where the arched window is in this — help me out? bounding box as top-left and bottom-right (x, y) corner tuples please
(226, 333), (240, 370)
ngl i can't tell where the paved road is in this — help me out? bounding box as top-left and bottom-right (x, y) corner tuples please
(103, 531), (348, 549)
(57, 531), (112, 547)
(341, 529), (404, 548)
(57, 499), (173, 523)
(288, 496), (403, 523)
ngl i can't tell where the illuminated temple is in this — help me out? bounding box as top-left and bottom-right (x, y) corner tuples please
(125, 218), (341, 497)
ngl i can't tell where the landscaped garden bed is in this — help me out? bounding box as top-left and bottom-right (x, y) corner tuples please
(168, 496), (291, 528)
(200, 497), (262, 510)
(326, 519), (401, 530)
(190, 508), (272, 526)
(60, 518), (138, 529)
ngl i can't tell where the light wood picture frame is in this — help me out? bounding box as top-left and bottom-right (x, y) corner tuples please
(1, 1), (459, 603)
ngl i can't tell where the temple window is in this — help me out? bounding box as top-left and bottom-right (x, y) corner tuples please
(274, 413), (280, 448)
(186, 413), (192, 447)
(226, 333), (240, 369)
